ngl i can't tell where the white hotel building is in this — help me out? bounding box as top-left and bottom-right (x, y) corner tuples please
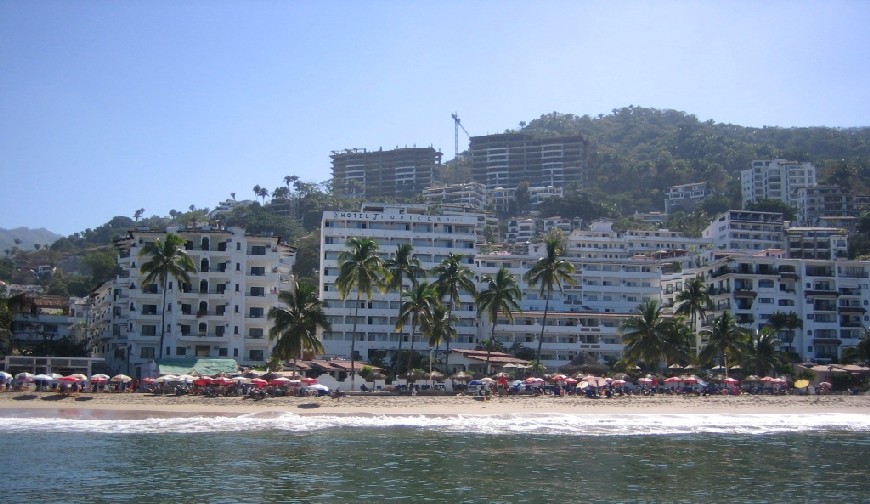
(105, 224), (295, 378)
(319, 204), (480, 364)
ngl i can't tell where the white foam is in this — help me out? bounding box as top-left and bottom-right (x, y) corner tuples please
(2, 412), (869, 436)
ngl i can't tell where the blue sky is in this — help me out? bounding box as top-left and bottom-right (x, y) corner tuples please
(2, 1), (868, 236)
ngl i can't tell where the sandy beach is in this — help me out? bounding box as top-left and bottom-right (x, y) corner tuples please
(2, 390), (869, 417)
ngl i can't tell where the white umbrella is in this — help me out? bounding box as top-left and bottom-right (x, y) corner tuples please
(0, 371), (11, 381)
(90, 374), (110, 382)
(32, 374), (55, 381)
(15, 372), (35, 382)
(176, 374), (197, 383)
(111, 374), (132, 383)
(306, 383), (329, 392)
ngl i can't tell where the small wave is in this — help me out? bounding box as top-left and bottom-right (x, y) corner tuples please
(1, 412), (869, 436)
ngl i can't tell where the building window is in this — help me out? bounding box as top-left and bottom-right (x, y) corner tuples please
(141, 325), (157, 336)
(176, 347), (187, 356)
(140, 347), (155, 359)
(249, 349), (264, 361)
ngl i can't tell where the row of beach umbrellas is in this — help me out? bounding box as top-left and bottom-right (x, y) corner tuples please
(7, 372), (133, 383)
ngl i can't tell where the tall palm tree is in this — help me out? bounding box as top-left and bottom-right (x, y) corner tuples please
(432, 253), (477, 372)
(138, 233), (197, 360)
(384, 244), (425, 376)
(524, 237), (576, 368)
(384, 244), (425, 291)
(675, 277), (711, 353)
(396, 282), (437, 377)
(700, 311), (751, 378)
(744, 327), (781, 377)
(336, 237), (385, 390)
(477, 267), (522, 374)
(424, 301), (456, 351)
(267, 280), (329, 369)
(620, 300), (670, 372)
(769, 310), (802, 358)
(841, 327), (870, 364)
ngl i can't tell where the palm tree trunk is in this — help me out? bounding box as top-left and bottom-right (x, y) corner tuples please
(159, 279), (168, 360)
(395, 326), (404, 380)
(535, 291), (551, 371)
(350, 291), (360, 390)
(407, 320), (416, 378)
(485, 323), (496, 375)
(442, 293), (456, 375)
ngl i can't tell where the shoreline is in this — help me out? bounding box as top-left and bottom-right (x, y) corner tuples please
(3, 390), (870, 418)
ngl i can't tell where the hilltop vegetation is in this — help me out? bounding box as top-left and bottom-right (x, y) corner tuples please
(4, 106), (870, 293)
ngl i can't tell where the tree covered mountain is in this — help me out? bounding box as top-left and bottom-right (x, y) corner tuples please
(0, 227), (63, 254)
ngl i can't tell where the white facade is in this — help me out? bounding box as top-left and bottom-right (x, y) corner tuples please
(695, 251), (870, 363)
(568, 219), (712, 264)
(703, 210), (785, 252)
(741, 159), (817, 209)
(785, 226), (848, 260)
(422, 182), (487, 210)
(110, 225), (295, 377)
(665, 181), (710, 214)
(319, 204), (479, 363)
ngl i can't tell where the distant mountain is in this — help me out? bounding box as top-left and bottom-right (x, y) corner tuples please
(0, 227), (63, 253)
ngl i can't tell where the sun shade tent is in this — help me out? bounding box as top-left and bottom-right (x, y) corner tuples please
(156, 358), (239, 377)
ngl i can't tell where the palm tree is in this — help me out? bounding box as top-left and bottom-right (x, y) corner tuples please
(841, 327), (870, 364)
(769, 311), (802, 358)
(744, 327), (781, 377)
(138, 234), (197, 360)
(675, 277), (711, 353)
(432, 253), (477, 372)
(336, 237), (385, 390)
(700, 311), (751, 378)
(267, 280), (329, 369)
(384, 244), (425, 375)
(384, 244), (424, 291)
(422, 301), (456, 376)
(477, 267), (522, 374)
(396, 282), (438, 377)
(621, 300), (671, 372)
(524, 237), (576, 368)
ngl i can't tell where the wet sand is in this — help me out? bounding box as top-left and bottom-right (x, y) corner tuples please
(2, 390), (869, 418)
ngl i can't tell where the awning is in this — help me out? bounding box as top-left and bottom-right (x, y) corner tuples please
(156, 358), (239, 376)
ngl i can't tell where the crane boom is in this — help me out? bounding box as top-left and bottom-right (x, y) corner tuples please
(451, 113), (470, 158)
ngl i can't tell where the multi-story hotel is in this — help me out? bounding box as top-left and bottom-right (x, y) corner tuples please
(741, 159), (817, 209)
(319, 203), (480, 364)
(104, 224), (295, 378)
(795, 185), (870, 226)
(703, 210), (785, 252)
(469, 133), (589, 189)
(422, 182), (487, 210)
(684, 250), (870, 363)
(330, 147), (441, 199)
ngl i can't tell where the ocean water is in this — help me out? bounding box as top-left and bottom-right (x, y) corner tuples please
(1, 411), (869, 503)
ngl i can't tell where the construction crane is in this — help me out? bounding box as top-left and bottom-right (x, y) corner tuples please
(451, 113), (470, 159)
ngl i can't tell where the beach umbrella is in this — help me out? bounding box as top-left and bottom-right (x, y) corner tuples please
(523, 377), (544, 384)
(0, 371), (11, 382)
(176, 374), (197, 383)
(212, 377), (234, 387)
(664, 376), (681, 384)
(301, 377), (317, 385)
(32, 374), (55, 382)
(59, 375), (81, 382)
(450, 371), (471, 381)
(307, 383), (329, 392)
(723, 377), (739, 385)
(269, 377), (292, 386)
(479, 377), (495, 384)
(250, 378), (268, 387)
(794, 379), (810, 389)
(682, 376), (698, 384)
(110, 374), (132, 383)
(637, 377), (653, 384)
(468, 380), (483, 386)
(233, 377), (251, 385)
(818, 381), (832, 388)
(142, 377), (157, 384)
(611, 379), (627, 386)
(90, 374), (110, 382)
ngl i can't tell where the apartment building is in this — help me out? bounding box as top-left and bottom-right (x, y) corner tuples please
(331, 147), (441, 199)
(8, 293), (75, 348)
(703, 210), (785, 252)
(741, 159), (817, 208)
(690, 251), (870, 363)
(488, 185), (563, 214)
(422, 182), (486, 210)
(568, 220), (711, 264)
(109, 224), (295, 378)
(795, 185), (870, 226)
(664, 181), (710, 214)
(469, 133), (589, 189)
(319, 203), (479, 364)
(785, 226), (848, 260)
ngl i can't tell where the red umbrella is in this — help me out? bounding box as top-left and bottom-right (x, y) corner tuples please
(59, 375), (81, 382)
(142, 377), (157, 384)
(723, 377), (740, 385)
(682, 376), (698, 384)
(301, 377), (318, 385)
(664, 376), (681, 384)
(251, 378), (268, 388)
(212, 377), (234, 387)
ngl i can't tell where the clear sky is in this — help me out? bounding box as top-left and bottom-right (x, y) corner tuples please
(1, 1), (868, 236)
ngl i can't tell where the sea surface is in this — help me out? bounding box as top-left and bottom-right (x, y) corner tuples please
(1, 411), (869, 503)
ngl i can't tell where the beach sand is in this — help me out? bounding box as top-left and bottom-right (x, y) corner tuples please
(2, 390), (869, 417)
